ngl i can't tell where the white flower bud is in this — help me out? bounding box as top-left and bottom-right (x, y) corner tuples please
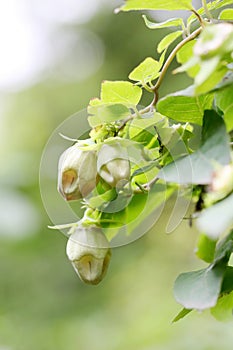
(211, 164), (233, 194)
(97, 143), (130, 187)
(66, 226), (111, 285)
(57, 144), (97, 201)
(194, 23), (233, 59)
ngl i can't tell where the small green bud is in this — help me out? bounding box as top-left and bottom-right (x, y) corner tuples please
(90, 123), (117, 142)
(58, 144), (98, 201)
(97, 143), (130, 187)
(66, 226), (111, 285)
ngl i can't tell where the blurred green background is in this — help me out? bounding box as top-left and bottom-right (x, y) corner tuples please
(1, 1), (233, 349)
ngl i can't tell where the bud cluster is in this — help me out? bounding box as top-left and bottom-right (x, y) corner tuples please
(57, 139), (131, 284)
(58, 141), (131, 201)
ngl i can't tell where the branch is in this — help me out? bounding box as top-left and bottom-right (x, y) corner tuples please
(151, 26), (202, 103)
(191, 8), (205, 26)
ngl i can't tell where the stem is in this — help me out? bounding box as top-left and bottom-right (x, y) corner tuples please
(143, 83), (153, 93)
(143, 176), (159, 191)
(191, 8), (205, 26)
(135, 182), (148, 193)
(151, 26), (202, 100)
(118, 27), (203, 127)
(117, 115), (134, 132)
(202, 0), (213, 19)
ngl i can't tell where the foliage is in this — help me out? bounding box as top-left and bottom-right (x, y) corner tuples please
(53, 0), (233, 322)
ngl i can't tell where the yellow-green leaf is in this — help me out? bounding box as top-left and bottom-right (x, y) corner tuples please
(211, 291), (233, 322)
(129, 57), (161, 84)
(143, 15), (183, 30)
(218, 8), (233, 19)
(101, 81), (142, 106)
(118, 0), (193, 12)
(157, 30), (182, 53)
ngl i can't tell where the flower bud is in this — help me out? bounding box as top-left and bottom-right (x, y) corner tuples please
(58, 144), (98, 200)
(97, 143), (130, 187)
(66, 226), (111, 285)
(211, 164), (233, 194)
(194, 24), (233, 59)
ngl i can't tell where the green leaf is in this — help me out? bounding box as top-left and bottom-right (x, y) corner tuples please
(214, 231), (233, 265)
(121, 111), (163, 148)
(101, 81), (142, 106)
(102, 183), (174, 243)
(128, 127), (156, 146)
(129, 57), (161, 84)
(124, 183), (174, 235)
(88, 103), (130, 127)
(174, 263), (226, 310)
(215, 0), (233, 9)
(196, 234), (217, 263)
(215, 84), (233, 131)
(131, 161), (158, 178)
(157, 86), (213, 125)
(218, 8), (233, 19)
(118, 0), (193, 11)
(88, 81), (143, 126)
(174, 56), (199, 76)
(176, 41), (199, 78)
(211, 290), (233, 322)
(103, 136), (140, 148)
(156, 127), (185, 156)
(87, 189), (117, 209)
(194, 58), (227, 95)
(212, 72), (233, 93)
(195, 67), (228, 95)
(158, 110), (231, 185)
(153, 123), (193, 164)
(196, 57), (221, 86)
(172, 308), (192, 323)
(221, 266), (233, 294)
(143, 15), (183, 30)
(128, 112), (165, 139)
(132, 161), (160, 186)
(197, 194), (233, 240)
(157, 30), (183, 53)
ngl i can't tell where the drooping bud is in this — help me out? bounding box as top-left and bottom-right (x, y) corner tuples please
(66, 226), (111, 285)
(57, 144), (98, 201)
(97, 143), (130, 188)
